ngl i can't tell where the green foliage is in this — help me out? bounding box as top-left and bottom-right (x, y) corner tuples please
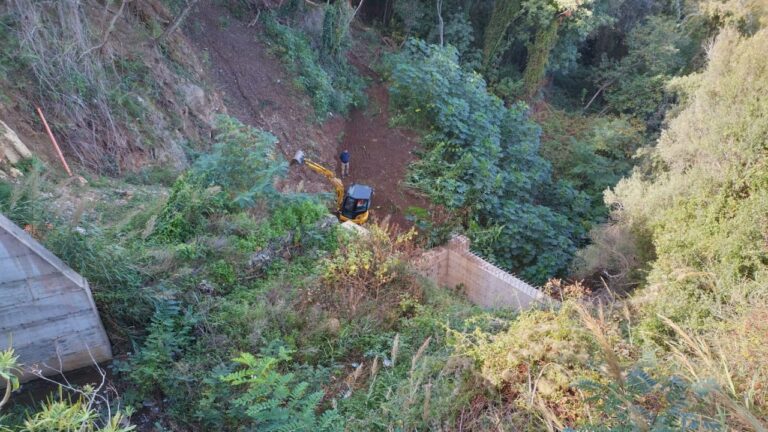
(482, 0), (522, 69)
(386, 39), (590, 282)
(220, 350), (343, 431)
(592, 15), (705, 129)
(571, 364), (725, 431)
(609, 26), (768, 331)
(539, 111), (644, 221)
(119, 301), (205, 422)
(0, 348), (133, 431)
(0, 168), (45, 228)
(0, 14), (24, 88)
(480, 0), (611, 84)
(522, 18), (559, 98)
(195, 115), (286, 208)
(269, 199), (328, 236)
(43, 224), (151, 339)
(263, 14), (365, 118)
(152, 175), (228, 243)
(153, 115), (285, 242)
(320, 2), (352, 62)
(15, 394), (135, 432)
(0, 348), (20, 408)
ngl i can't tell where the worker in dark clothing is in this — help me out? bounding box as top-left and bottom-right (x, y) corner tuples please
(340, 150), (350, 178)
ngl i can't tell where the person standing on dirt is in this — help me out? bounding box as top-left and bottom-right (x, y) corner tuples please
(340, 149), (350, 178)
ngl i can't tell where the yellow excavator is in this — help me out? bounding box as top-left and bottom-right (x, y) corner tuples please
(291, 150), (372, 224)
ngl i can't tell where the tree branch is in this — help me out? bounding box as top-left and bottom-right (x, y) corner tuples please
(583, 78), (615, 112)
(346, 0), (365, 28)
(436, 0), (444, 47)
(156, 0), (199, 44)
(80, 0), (127, 59)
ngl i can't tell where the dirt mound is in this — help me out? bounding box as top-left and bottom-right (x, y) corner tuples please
(186, 4), (427, 227)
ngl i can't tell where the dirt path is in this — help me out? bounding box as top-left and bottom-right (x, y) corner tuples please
(185, 4), (426, 227)
(339, 51), (429, 228)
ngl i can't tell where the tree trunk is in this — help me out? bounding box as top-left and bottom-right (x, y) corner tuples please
(522, 18), (559, 100)
(156, 0), (199, 43)
(482, 0), (522, 70)
(436, 0), (444, 47)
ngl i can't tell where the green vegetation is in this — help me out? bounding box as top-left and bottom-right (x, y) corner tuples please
(220, 350), (343, 431)
(0, 346), (133, 431)
(386, 39), (591, 283)
(262, 9), (365, 119)
(2, 1), (768, 431)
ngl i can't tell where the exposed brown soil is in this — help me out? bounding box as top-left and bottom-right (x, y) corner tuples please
(186, 3), (427, 227)
(186, 2), (344, 197)
(339, 46), (429, 228)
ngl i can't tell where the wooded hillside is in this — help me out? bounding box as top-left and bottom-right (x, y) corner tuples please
(0, 0), (766, 430)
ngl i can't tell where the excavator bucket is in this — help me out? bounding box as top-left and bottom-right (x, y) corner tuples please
(291, 150), (305, 165)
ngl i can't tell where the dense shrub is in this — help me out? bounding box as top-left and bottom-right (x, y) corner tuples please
(581, 23), (768, 425)
(538, 110), (645, 221)
(263, 13), (365, 119)
(386, 39), (591, 283)
(44, 224), (151, 339)
(310, 223), (422, 324)
(609, 26), (768, 331)
(592, 15), (705, 130)
(153, 115), (285, 242)
(219, 350), (343, 431)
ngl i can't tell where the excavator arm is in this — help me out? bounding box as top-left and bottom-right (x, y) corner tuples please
(291, 150), (371, 225)
(303, 160), (345, 208)
(292, 150), (344, 208)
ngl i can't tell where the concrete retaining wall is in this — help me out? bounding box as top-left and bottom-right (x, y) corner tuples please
(418, 236), (549, 310)
(0, 213), (112, 383)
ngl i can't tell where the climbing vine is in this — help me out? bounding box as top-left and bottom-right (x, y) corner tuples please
(321, 1), (353, 61)
(522, 17), (560, 99)
(482, 0), (523, 70)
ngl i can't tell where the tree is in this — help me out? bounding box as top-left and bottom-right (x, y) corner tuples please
(436, 0), (445, 46)
(522, 15), (560, 98)
(482, 0), (523, 69)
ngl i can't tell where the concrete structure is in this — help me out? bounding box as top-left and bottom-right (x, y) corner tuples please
(0, 213), (112, 383)
(419, 236), (550, 310)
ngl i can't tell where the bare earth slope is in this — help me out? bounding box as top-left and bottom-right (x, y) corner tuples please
(186, 3), (426, 227)
(339, 49), (428, 227)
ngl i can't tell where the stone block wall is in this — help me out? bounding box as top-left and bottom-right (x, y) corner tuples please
(418, 236), (549, 310)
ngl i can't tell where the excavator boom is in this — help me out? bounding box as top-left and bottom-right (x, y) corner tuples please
(291, 150), (371, 224)
(303, 160), (345, 208)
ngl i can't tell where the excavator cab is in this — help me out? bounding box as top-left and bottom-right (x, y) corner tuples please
(292, 150), (372, 224)
(340, 184), (372, 224)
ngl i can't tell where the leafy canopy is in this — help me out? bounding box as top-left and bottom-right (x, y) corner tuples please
(386, 39), (591, 283)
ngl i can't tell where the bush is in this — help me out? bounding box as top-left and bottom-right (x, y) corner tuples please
(386, 39), (590, 283)
(152, 115), (286, 243)
(609, 26), (768, 329)
(43, 224), (151, 340)
(195, 115), (286, 207)
(263, 14), (365, 119)
(0, 166), (46, 228)
(592, 15), (704, 130)
(308, 223), (422, 324)
(0, 348), (134, 431)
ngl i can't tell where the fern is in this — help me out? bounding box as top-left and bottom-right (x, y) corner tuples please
(570, 366), (726, 431)
(222, 350), (344, 431)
